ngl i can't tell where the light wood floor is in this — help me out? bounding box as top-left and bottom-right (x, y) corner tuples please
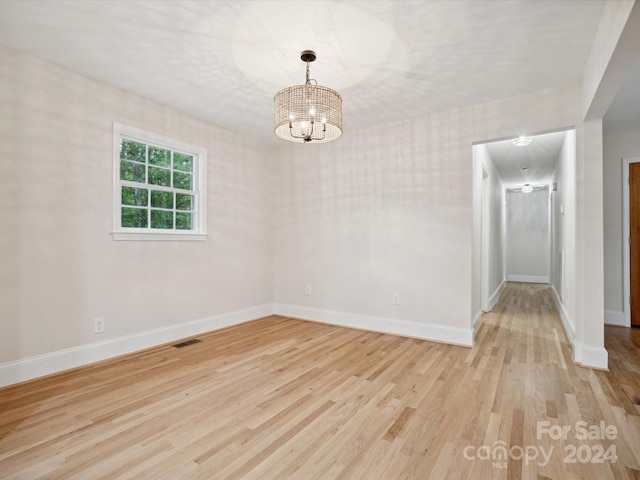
(1, 283), (640, 479)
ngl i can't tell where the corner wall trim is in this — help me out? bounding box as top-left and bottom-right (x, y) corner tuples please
(551, 284), (575, 343)
(551, 286), (608, 371)
(0, 304), (274, 388)
(472, 310), (483, 329)
(507, 275), (549, 284)
(472, 310), (483, 341)
(274, 304), (474, 347)
(575, 343), (609, 370)
(487, 280), (506, 311)
(604, 310), (628, 327)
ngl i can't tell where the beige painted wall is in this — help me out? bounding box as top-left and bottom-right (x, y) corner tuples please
(551, 130), (577, 329)
(2, 0), (637, 372)
(575, 0), (639, 367)
(603, 126), (640, 315)
(272, 86), (582, 332)
(474, 143), (505, 307)
(0, 45), (273, 363)
(506, 189), (549, 279)
(486, 148), (506, 300)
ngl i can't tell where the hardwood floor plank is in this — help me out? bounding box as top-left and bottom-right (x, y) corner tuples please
(2, 283), (640, 478)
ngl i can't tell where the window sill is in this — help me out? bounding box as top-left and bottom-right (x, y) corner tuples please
(111, 231), (208, 241)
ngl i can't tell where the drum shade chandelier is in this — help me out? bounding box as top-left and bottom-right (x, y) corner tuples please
(274, 50), (342, 143)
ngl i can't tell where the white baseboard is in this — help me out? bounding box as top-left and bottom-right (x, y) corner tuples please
(573, 341), (609, 370)
(472, 310), (483, 329)
(0, 304), (274, 388)
(550, 286), (608, 370)
(604, 310), (628, 327)
(551, 284), (575, 343)
(507, 275), (549, 284)
(274, 304), (474, 347)
(487, 280), (506, 311)
(472, 309), (483, 341)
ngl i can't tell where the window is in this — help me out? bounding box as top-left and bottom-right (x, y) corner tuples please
(112, 123), (207, 241)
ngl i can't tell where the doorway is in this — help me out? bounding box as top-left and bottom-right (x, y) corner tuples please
(622, 157), (640, 327)
(473, 129), (576, 321)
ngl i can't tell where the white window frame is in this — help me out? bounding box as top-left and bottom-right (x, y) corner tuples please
(112, 122), (207, 241)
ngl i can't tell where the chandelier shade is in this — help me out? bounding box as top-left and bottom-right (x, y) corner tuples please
(274, 50), (342, 143)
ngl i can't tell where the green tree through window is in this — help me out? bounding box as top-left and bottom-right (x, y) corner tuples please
(113, 123), (206, 239)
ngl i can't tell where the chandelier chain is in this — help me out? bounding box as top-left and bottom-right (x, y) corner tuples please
(305, 62), (316, 86)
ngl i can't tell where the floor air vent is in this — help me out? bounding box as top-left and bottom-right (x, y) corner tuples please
(172, 339), (202, 348)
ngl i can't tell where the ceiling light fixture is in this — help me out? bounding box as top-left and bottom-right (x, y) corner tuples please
(274, 50), (342, 144)
(522, 183), (533, 193)
(513, 136), (533, 147)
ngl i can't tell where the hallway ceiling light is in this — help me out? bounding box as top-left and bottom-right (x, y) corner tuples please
(274, 50), (343, 144)
(522, 183), (533, 193)
(513, 136), (533, 147)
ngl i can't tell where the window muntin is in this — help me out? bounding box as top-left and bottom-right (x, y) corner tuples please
(113, 124), (206, 240)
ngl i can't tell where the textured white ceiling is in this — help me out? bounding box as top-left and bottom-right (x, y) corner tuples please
(485, 131), (567, 189)
(0, 0), (607, 147)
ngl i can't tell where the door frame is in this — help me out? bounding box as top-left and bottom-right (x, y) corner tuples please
(481, 166), (490, 312)
(622, 157), (640, 327)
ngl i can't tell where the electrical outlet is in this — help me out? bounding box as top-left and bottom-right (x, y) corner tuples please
(393, 293), (400, 306)
(94, 317), (105, 334)
(305, 285), (312, 296)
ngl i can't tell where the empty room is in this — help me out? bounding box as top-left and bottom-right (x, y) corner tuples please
(1, 1), (640, 478)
